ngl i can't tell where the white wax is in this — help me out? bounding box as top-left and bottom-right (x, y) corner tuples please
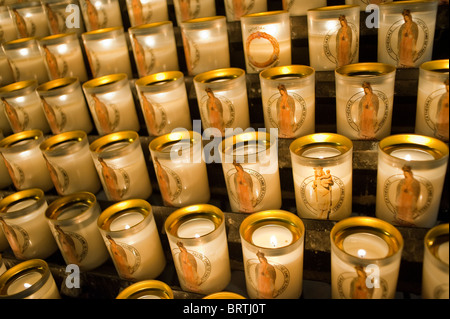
(342, 233), (389, 259)
(390, 148), (435, 161)
(10, 55), (49, 84)
(47, 45), (88, 82)
(8, 198), (36, 212)
(23, 10), (50, 38)
(110, 212), (145, 231)
(177, 218), (215, 238)
(302, 147), (341, 159)
(251, 225), (293, 248)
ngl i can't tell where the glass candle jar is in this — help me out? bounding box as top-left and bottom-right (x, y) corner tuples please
(9, 2), (50, 39)
(307, 5), (360, 71)
(224, 0), (267, 21)
(45, 192), (109, 271)
(36, 77), (94, 134)
(219, 131), (281, 213)
(82, 74), (140, 135)
(41, 0), (86, 37)
(345, 0), (393, 11)
(0, 6), (17, 44)
(283, 0), (327, 16)
(90, 131), (153, 201)
(0, 189), (58, 260)
(0, 259), (60, 299)
(240, 210), (305, 299)
(378, 0), (438, 68)
(38, 33), (89, 82)
(0, 80), (51, 134)
(125, 0), (169, 27)
(0, 254), (6, 276)
(1, 37), (50, 84)
(290, 133), (353, 221)
(164, 204), (231, 294)
(97, 199), (166, 281)
(116, 280), (174, 299)
(128, 21), (179, 78)
(149, 130), (210, 207)
(181, 16), (230, 76)
(0, 49), (15, 88)
(82, 27), (133, 79)
(241, 11), (291, 74)
(422, 223), (449, 299)
(79, 0), (123, 31)
(0, 130), (12, 190)
(40, 131), (102, 195)
(193, 68), (250, 137)
(376, 134), (449, 228)
(0, 130), (53, 191)
(415, 59), (449, 142)
(330, 216), (404, 299)
(173, 0), (216, 26)
(135, 71), (192, 136)
(335, 62), (397, 140)
(259, 65), (315, 138)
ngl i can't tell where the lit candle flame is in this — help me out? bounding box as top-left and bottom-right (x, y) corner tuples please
(24, 283), (32, 289)
(358, 249), (366, 258)
(270, 235), (277, 248)
(194, 233), (200, 238)
(124, 224), (130, 230)
(405, 154), (412, 161)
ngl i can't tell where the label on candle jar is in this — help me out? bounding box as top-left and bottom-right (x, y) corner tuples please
(44, 158), (70, 195)
(172, 241), (211, 293)
(1, 99), (29, 132)
(226, 0), (256, 20)
(225, 164), (266, 213)
(1, 155), (25, 189)
(345, 82), (390, 140)
(266, 84), (306, 138)
(0, 220), (30, 260)
(82, 0), (108, 30)
(106, 235), (141, 281)
(382, 165), (433, 226)
(42, 45), (69, 80)
(139, 93), (167, 136)
(336, 264), (389, 299)
(132, 36), (156, 76)
(245, 251), (290, 299)
(384, 10), (429, 68)
(177, 0), (201, 21)
(246, 28), (280, 71)
(89, 94), (120, 134)
(153, 157), (182, 206)
(97, 158), (131, 201)
(44, 4), (68, 34)
(52, 226), (89, 265)
(423, 79), (449, 141)
(299, 167), (346, 220)
(41, 97), (67, 134)
(198, 88), (235, 134)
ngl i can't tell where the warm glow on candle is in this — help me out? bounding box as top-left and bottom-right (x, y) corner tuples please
(357, 249), (366, 258)
(405, 154), (412, 161)
(19, 48), (29, 56)
(100, 38), (113, 48)
(270, 235), (277, 247)
(57, 44), (68, 55)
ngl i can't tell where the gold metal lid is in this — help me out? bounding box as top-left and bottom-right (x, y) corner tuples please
(335, 62), (396, 78)
(260, 65), (315, 81)
(2, 37), (38, 50)
(45, 192), (98, 226)
(37, 77), (79, 96)
(203, 291), (246, 299)
(194, 68), (245, 84)
(0, 188), (46, 219)
(0, 259), (51, 299)
(89, 131), (140, 158)
(40, 130), (87, 156)
(420, 59), (449, 73)
(116, 280), (174, 299)
(82, 73), (128, 94)
(0, 130), (43, 152)
(0, 80), (38, 97)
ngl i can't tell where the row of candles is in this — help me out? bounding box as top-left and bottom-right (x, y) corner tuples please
(0, 193), (448, 299)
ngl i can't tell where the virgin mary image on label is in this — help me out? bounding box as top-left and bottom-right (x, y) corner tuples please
(397, 9), (419, 68)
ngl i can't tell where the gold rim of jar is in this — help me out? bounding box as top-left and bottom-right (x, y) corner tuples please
(40, 130), (87, 156)
(0, 188), (46, 219)
(97, 199), (152, 235)
(242, 10), (289, 19)
(2, 37), (38, 50)
(164, 204), (224, 240)
(116, 280), (174, 299)
(219, 131), (273, 161)
(82, 73), (128, 94)
(259, 65), (315, 82)
(420, 59), (449, 73)
(290, 133), (353, 164)
(424, 223), (449, 272)
(0, 130), (43, 152)
(149, 130), (200, 154)
(0, 80), (38, 98)
(379, 134), (449, 167)
(330, 216), (404, 264)
(0, 259), (51, 299)
(239, 210), (305, 253)
(181, 15), (226, 25)
(89, 131), (140, 158)
(135, 71), (184, 91)
(37, 77), (79, 97)
(129, 21), (173, 33)
(39, 32), (78, 45)
(82, 26), (124, 39)
(307, 4), (359, 12)
(194, 68), (245, 85)
(335, 62), (396, 78)
(45, 191), (98, 226)
(203, 292), (246, 299)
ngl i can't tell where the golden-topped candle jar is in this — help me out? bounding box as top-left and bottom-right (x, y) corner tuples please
(0, 130), (12, 190)
(307, 5), (360, 71)
(149, 130), (210, 207)
(415, 59), (449, 142)
(240, 210), (305, 299)
(330, 216), (404, 299)
(116, 280), (174, 299)
(45, 192), (109, 271)
(40, 131), (101, 195)
(0, 259), (60, 299)
(0, 6), (17, 44)
(0, 45), (15, 88)
(41, 0), (87, 36)
(164, 204), (231, 294)
(79, 0), (123, 31)
(97, 199), (166, 281)
(36, 77), (93, 134)
(377, 0), (438, 68)
(335, 62), (397, 140)
(90, 131), (153, 201)
(135, 71), (192, 136)
(240, 11), (291, 74)
(9, 2), (50, 39)
(290, 133), (353, 220)
(128, 21), (179, 78)
(0, 189), (58, 260)
(193, 68), (250, 137)
(259, 65), (315, 138)
(82, 74), (140, 135)
(224, 0), (267, 21)
(0, 130), (53, 191)
(125, 0), (169, 27)
(173, 0), (216, 26)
